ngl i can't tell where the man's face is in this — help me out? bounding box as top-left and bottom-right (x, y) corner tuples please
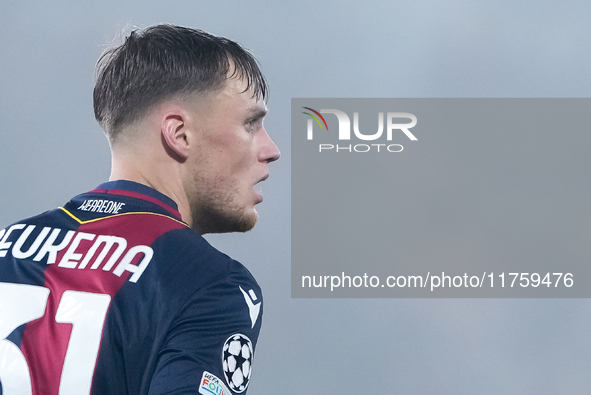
(183, 77), (280, 234)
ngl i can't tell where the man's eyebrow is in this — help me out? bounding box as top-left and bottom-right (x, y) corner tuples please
(246, 107), (268, 120)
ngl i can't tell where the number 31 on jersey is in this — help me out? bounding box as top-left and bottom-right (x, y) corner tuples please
(0, 283), (110, 395)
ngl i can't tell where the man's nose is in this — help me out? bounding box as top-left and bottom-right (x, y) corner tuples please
(259, 129), (281, 163)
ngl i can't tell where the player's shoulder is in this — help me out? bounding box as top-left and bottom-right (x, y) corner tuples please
(132, 227), (264, 337)
(1, 207), (72, 231)
(156, 229), (264, 326)
(150, 226), (259, 288)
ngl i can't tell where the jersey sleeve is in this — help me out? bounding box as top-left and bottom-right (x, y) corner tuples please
(148, 265), (263, 395)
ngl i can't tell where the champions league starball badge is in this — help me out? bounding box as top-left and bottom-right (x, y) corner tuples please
(222, 333), (254, 393)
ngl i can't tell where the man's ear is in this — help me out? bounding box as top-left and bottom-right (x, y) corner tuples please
(160, 108), (190, 160)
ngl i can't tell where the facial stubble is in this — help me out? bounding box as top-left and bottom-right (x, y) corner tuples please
(188, 172), (258, 234)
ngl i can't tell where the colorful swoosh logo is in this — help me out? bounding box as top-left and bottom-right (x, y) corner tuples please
(302, 107), (329, 131)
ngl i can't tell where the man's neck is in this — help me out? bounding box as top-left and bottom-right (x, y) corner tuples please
(109, 152), (193, 228)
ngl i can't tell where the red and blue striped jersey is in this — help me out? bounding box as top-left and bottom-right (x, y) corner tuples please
(0, 180), (263, 395)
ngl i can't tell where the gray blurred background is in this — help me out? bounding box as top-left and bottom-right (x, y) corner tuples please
(1, 1), (590, 393)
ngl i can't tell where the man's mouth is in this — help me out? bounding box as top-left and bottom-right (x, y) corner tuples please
(253, 174), (268, 203)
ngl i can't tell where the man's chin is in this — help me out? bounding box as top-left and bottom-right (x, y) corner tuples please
(228, 212), (258, 233)
(193, 209), (258, 234)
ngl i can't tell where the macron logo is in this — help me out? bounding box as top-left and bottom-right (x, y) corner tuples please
(239, 286), (261, 329)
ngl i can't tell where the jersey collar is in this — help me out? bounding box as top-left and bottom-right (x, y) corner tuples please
(91, 180), (182, 219)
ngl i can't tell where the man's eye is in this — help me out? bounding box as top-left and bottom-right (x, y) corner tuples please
(246, 120), (261, 132)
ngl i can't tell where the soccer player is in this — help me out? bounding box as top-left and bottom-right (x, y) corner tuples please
(0, 24), (280, 394)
